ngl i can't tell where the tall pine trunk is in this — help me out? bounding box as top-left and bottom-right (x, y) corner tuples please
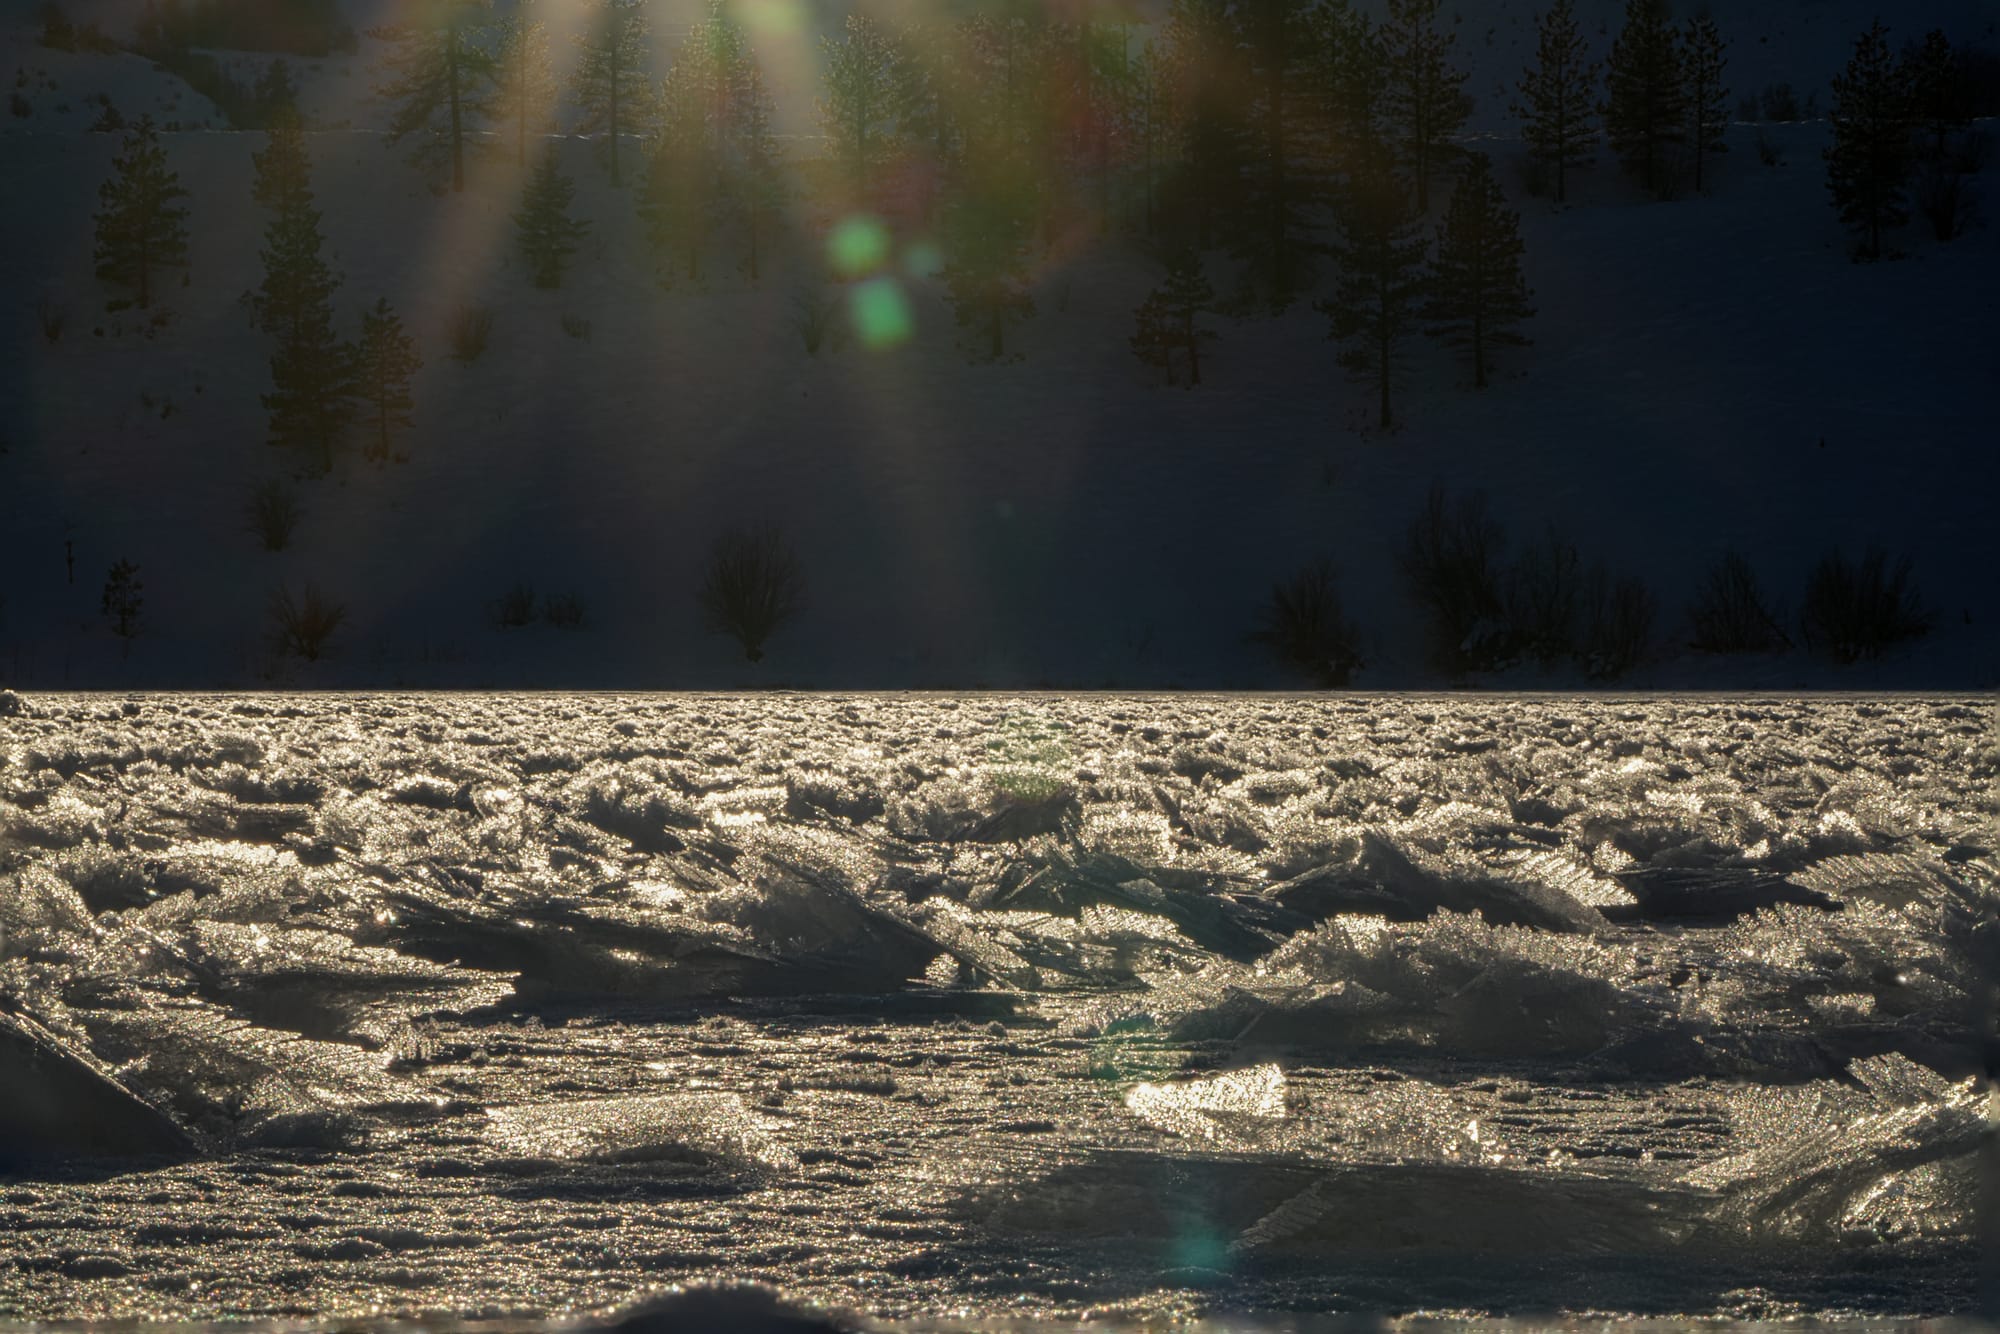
(1184, 307), (1200, 385)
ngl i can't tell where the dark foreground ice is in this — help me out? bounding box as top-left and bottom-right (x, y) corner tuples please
(1, 692), (1996, 1327)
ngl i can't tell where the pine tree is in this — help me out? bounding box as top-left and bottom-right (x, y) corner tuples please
(572, 0), (650, 186)
(1317, 138), (1427, 429)
(484, 9), (556, 170)
(514, 150), (590, 288)
(1126, 40), (1169, 236)
(1159, 0), (1248, 249)
(1826, 20), (1913, 260)
(640, 56), (718, 283)
(251, 114), (334, 338)
(1234, 0), (1327, 308)
(892, 20), (972, 216)
(675, 1), (784, 280)
(733, 62), (784, 280)
(1423, 153), (1534, 388)
(1512, 0), (1597, 203)
(1903, 31), (1976, 242)
(941, 169), (1037, 361)
(1903, 29), (1968, 162)
(1130, 247), (1218, 385)
(1381, 0), (1472, 213)
(252, 116), (350, 471)
(371, 0), (493, 193)
(255, 59), (298, 126)
(818, 13), (901, 192)
(1602, 0), (1685, 196)
(354, 299), (420, 464)
(93, 116), (189, 309)
(1683, 15), (1728, 193)
(1312, 1), (1386, 150)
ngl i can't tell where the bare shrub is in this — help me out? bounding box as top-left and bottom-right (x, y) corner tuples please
(795, 284), (840, 355)
(561, 313), (592, 342)
(1505, 526), (1584, 667)
(1800, 547), (1932, 663)
(698, 527), (805, 664)
(449, 303), (492, 363)
(1399, 484), (1510, 676)
(1755, 133), (1784, 168)
(268, 584), (345, 662)
(1247, 560), (1363, 687)
(543, 592), (587, 629)
(244, 479), (300, 553)
(1688, 550), (1788, 653)
(490, 581), (537, 629)
(1577, 568), (1655, 681)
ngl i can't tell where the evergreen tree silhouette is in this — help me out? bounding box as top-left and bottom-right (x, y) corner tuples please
(1826, 20), (1913, 260)
(1381, 0), (1471, 213)
(514, 150), (589, 288)
(1125, 40), (1169, 235)
(1603, 0), (1685, 196)
(818, 14), (901, 193)
(1512, 0), (1597, 203)
(93, 116), (189, 310)
(354, 299), (420, 464)
(1130, 247), (1218, 385)
(941, 168), (1037, 361)
(483, 8), (556, 170)
(1423, 153), (1534, 388)
(734, 62), (784, 280)
(255, 60), (299, 126)
(1902, 29), (1967, 162)
(674, 1), (783, 281)
(1232, 0), (1325, 308)
(371, 0), (493, 193)
(1318, 139), (1427, 428)
(1160, 0), (1247, 249)
(1683, 15), (1728, 193)
(252, 115), (350, 471)
(641, 55), (718, 283)
(1312, 1), (1386, 152)
(572, 0), (650, 186)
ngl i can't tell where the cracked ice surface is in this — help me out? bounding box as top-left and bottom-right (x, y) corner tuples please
(0, 693), (1995, 1327)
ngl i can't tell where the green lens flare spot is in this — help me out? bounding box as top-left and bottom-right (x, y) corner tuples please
(828, 216), (892, 279)
(849, 278), (912, 349)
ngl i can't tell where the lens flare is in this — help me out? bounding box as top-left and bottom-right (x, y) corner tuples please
(828, 215), (891, 279)
(849, 278), (912, 349)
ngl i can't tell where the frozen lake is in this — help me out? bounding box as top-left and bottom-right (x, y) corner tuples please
(1, 692), (1996, 1326)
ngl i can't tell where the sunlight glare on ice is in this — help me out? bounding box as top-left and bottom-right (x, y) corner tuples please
(1126, 1063), (1286, 1141)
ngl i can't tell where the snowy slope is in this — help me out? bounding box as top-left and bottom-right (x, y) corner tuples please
(0, 14), (1996, 689)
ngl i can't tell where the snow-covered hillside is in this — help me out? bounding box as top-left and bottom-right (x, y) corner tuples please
(0, 8), (1995, 689)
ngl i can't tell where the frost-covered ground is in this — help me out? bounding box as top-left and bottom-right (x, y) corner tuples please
(2, 692), (1997, 1326)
